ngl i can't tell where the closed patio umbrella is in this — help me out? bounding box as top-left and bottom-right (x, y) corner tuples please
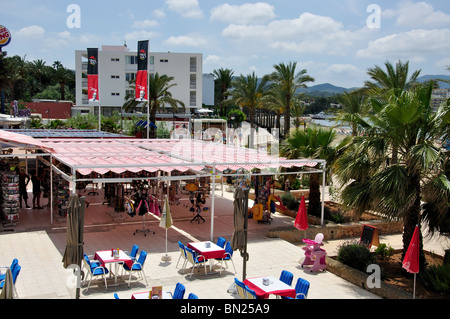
(62, 194), (85, 299)
(294, 195), (308, 241)
(160, 194), (173, 262)
(0, 268), (14, 299)
(402, 225), (420, 299)
(231, 187), (249, 280)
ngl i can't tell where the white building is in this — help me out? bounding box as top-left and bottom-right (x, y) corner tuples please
(74, 45), (203, 116)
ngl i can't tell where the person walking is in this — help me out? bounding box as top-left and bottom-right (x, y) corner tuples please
(15, 167), (30, 208)
(31, 171), (43, 209)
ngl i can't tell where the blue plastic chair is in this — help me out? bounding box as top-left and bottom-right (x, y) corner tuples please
(293, 277), (310, 299)
(82, 254), (109, 290)
(122, 250), (148, 287)
(176, 241), (188, 271)
(127, 245), (139, 262)
(188, 293), (199, 299)
(279, 270), (294, 286)
(114, 293), (120, 299)
(0, 259), (18, 283)
(216, 237), (226, 248)
(185, 247), (207, 278)
(234, 278), (247, 299)
(215, 241), (236, 274)
(169, 282), (186, 299)
(245, 285), (257, 299)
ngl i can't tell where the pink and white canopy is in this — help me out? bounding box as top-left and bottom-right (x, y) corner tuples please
(0, 130), (322, 176)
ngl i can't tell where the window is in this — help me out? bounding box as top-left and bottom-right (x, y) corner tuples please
(111, 75), (120, 79)
(160, 59), (168, 63)
(150, 56), (154, 65)
(126, 73), (136, 82)
(126, 55), (138, 64)
(111, 92), (120, 96)
(111, 58), (120, 62)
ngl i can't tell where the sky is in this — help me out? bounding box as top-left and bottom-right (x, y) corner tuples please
(1, 0), (450, 88)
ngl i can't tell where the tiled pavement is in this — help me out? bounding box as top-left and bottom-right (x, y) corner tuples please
(1, 185), (448, 300)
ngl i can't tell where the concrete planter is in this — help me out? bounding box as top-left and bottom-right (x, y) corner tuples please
(325, 256), (413, 299)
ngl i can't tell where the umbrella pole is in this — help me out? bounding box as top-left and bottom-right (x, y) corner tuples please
(413, 273), (416, 299)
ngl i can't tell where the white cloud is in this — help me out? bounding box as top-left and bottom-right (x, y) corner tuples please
(165, 0), (203, 19)
(386, 1), (450, 28)
(222, 12), (364, 55)
(125, 30), (160, 43)
(165, 35), (207, 47)
(16, 25), (45, 38)
(204, 54), (221, 65)
(153, 9), (166, 19)
(356, 28), (450, 60)
(210, 2), (275, 24)
(133, 20), (159, 29)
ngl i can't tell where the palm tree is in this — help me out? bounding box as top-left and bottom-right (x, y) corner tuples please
(123, 73), (184, 138)
(365, 60), (421, 165)
(212, 68), (234, 116)
(365, 60), (421, 97)
(270, 62), (314, 138)
(335, 89), (371, 137)
(230, 72), (269, 147)
(51, 63), (74, 101)
(280, 127), (343, 217)
(334, 81), (450, 270)
(291, 95), (306, 130)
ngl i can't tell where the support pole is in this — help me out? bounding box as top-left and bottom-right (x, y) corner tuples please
(210, 165), (216, 241)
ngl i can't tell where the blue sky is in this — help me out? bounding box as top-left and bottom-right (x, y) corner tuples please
(1, 0), (450, 88)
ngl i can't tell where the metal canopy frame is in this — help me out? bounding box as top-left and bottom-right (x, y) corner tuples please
(0, 135), (327, 239)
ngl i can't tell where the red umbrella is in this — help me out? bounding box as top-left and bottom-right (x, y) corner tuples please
(402, 225), (420, 298)
(294, 195), (308, 231)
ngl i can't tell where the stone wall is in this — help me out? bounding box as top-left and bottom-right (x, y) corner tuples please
(268, 219), (403, 246)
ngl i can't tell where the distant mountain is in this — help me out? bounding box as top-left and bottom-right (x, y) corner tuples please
(298, 82), (352, 97)
(417, 74), (450, 88)
(298, 75), (450, 96)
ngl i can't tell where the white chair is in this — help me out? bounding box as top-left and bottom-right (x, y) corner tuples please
(176, 241), (188, 271)
(185, 247), (207, 278)
(121, 250), (148, 287)
(82, 254), (109, 290)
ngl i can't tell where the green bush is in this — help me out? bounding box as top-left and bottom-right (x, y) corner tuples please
(374, 243), (395, 262)
(280, 192), (299, 211)
(420, 263), (450, 294)
(337, 240), (375, 272)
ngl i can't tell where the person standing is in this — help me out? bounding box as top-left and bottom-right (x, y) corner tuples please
(15, 167), (30, 208)
(31, 171), (42, 209)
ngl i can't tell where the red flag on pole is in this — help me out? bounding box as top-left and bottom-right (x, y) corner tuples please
(294, 195), (308, 231)
(135, 40), (149, 101)
(402, 225), (420, 274)
(87, 48), (99, 102)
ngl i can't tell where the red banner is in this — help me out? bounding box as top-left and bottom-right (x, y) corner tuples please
(88, 74), (99, 102)
(135, 70), (148, 101)
(87, 48), (99, 102)
(135, 40), (149, 101)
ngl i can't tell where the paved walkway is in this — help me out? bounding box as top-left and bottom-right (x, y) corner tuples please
(1, 185), (448, 300)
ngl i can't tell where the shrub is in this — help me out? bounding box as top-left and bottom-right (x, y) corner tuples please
(280, 192), (299, 211)
(420, 263), (450, 294)
(374, 243), (395, 262)
(337, 240), (375, 272)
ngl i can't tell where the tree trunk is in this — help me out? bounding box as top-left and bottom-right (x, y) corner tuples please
(308, 172), (321, 217)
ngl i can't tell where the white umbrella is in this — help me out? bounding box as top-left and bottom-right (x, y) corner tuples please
(159, 194), (173, 262)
